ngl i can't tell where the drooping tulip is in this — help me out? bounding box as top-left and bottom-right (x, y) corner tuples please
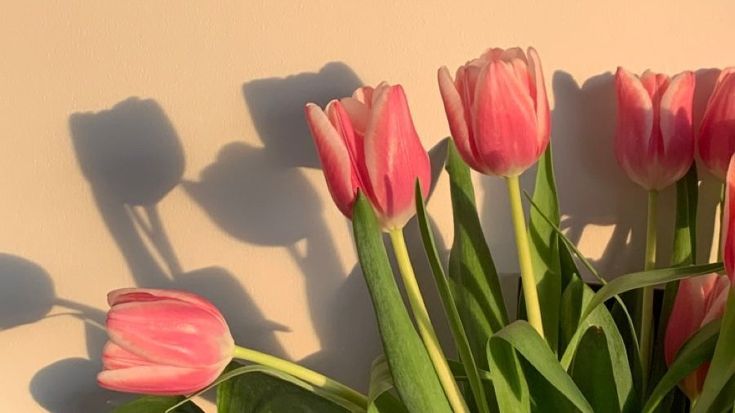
(614, 68), (696, 191)
(98, 288), (234, 395)
(664, 274), (730, 399)
(304, 83), (431, 230)
(437, 47), (550, 177)
(698, 68), (735, 180)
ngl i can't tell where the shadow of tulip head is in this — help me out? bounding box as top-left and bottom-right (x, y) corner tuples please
(69, 97), (185, 205)
(0, 253), (55, 329)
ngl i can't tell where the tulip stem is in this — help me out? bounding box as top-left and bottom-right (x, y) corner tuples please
(640, 190), (658, 394)
(232, 345), (367, 410)
(506, 175), (545, 338)
(389, 228), (469, 413)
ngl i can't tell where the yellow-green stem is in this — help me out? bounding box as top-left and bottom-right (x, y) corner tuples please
(640, 190), (658, 394)
(506, 175), (545, 337)
(389, 229), (469, 413)
(232, 345), (367, 410)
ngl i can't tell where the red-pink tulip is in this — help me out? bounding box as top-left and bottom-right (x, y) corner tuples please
(665, 273), (730, 399)
(98, 288), (234, 395)
(305, 83), (431, 230)
(437, 47), (550, 177)
(698, 68), (735, 180)
(614, 68), (695, 191)
(723, 154), (735, 278)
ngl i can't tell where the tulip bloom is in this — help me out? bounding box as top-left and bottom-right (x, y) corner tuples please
(723, 154), (735, 278)
(699, 68), (735, 180)
(437, 47), (550, 177)
(615, 68), (696, 191)
(305, 83), (431, 230)
(98, 288), (234, 395)
(665, 274), (730, 399)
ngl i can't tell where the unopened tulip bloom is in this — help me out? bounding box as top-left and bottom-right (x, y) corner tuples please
(305, 83), (431, 230)
(699, 68), (735, 180)
(665, 274), (730, 399)
(437, 47), (550, 177)
(98, 288), (234, 395)
(615, 68), (695, 190)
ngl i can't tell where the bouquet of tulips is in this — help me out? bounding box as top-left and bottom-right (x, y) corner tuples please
(100, 49), (735, 413)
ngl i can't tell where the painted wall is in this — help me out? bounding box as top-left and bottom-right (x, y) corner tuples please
(0, 2), (732, 411)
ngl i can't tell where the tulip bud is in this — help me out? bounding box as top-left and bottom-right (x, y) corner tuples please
(698, 68), (735, 180)
(438, 47), (550, 177)
(614, 68), (695, 191)
(98, 288), (234, 395)
(305, 83), (431, 230)
(664, 274), (730, 399)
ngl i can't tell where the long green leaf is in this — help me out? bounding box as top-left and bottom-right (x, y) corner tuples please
(366, 356), (408, 413)
(352, 193), (452, 413)
(528, 145), (562, 352)
(446, 140), (508, 369)
(114, 396), (204, 413)
(415, 181), (489, 413)
(643, 320), (720, 413)
(570, 327), (620, 413)
(693, 290), (735, 413)
(488, 321), (593, 413)
(581, 263), (723, 322)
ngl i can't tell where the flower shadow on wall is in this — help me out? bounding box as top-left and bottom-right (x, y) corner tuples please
(29, 98), (287, 412)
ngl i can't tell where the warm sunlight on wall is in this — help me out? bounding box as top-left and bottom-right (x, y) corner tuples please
(0, 2), (733, 411)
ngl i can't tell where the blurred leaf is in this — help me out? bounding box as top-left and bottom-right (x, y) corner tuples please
(528, 145), (562, 352)
(570, 327), (620, 413)
(114, 396), (204, 413)
(446, 141), (508, 369)
(692, 290), (735, 413)
(366, 356), (408, 413)
(415, 181), (490, 413)
(488, 321), (592, 413)
(352, 193), (452, 412)
(643, 320), (720, 413)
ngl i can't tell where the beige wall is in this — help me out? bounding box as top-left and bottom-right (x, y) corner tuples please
(1, 1), (732, 411)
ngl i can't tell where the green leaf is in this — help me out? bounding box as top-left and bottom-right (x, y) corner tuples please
(528, 145), (562, 352)
(446, 140), (508, 369)
(693, 290), (735, 413)
(488, 321), (593, 413)
(415, 181), (490, 413)
(366, 356), (408, 413)
(581, 263), (724, 322)
(570, 327), (621, 413)
(217, 370), (348, 413)
(352, 193), (452, 412)
(643, 320), (720, 413)
(113, 396), (204, 413)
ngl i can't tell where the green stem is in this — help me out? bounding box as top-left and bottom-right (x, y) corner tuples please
(640, 190), (658, 394)
(232, 345), (367, 410)
(718, 182), (725, 262)
(389, 229), (469, 413)
(505, 175), (544, 337)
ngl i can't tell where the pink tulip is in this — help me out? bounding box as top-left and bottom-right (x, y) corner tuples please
(437, 47), (550, 177)
(305, 83), (431, 230)
(614, 68), (695, 191)
(98, 288), (234, 395)
(665, 274), (730, 399)
(724, 154), (735, 278)
(698, 68), (735, 180)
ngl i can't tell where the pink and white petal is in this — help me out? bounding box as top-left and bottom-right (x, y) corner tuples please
(615, 67), (655, 188)
(98, 362), (226, 396)
(353, 86), (375, 108)
(698, 73), (735, 179)
(664, 275), (718, 365)
(108, 288), (225, 324)
(500, 47), (531, 95)
(656, 71), (695, 187)
(305, 102), (358, 218)
(438, 66), (483, 171)
(702, 276), (731, 325)
(527, 47), (551, 151)
(339, 97), (370, 136)
(107, 300), (234, 367)
(102, 341), (156, 370)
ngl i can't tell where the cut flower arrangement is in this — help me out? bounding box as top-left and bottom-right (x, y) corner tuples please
(100, 49), (735, 412)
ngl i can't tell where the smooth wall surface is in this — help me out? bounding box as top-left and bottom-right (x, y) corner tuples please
(1, 2), (733, 411)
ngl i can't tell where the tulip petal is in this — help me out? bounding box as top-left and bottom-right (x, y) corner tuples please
(305, 102), (358, 218)
(108, 288), (225, 323)
(98, 362), (226, 395)
(701, 276), (731, 325)
(364, 84), (430, 228)
(107, 300), (233, 367)
(527, 47), (550, 150)
(724, 154), (735, 279)
(615, 67), (655, 189)
(438, 66), (483, 171)
(653, 71), (695, 187)
(102, 341), (155, 369)
(665, 274), (719, 365)
(699, 71), (735, 179)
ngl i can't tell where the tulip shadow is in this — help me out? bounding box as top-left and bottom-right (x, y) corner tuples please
(31, 97), (287, 411)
